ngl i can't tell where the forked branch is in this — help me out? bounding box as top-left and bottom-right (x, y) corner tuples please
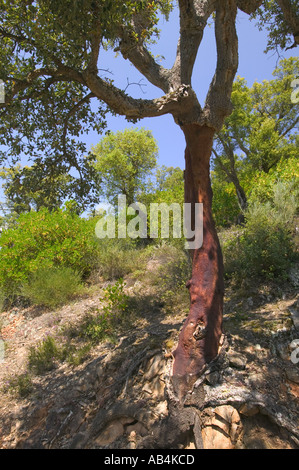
(204, 0), (239, 130)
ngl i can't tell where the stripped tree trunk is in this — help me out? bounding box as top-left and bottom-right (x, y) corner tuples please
(172, 124), (224, 397)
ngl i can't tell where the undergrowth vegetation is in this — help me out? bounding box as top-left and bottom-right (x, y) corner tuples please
(0, 207), (98, 306)
(221, 180), (298, 283)
(21, 266), (84, 309)
(0, 163), (298, 398)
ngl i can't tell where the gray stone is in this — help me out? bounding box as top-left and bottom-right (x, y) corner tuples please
(227, 352), (247, 370)
(239, 403), (260, 417)
(285, 367), (299, 384)
(288, 306), (299, 330)
(205, 371), (220, 386)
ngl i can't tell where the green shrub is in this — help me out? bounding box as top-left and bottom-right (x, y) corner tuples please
(65, 343), (92, 366)
(212, 176), (241, 227)
(222, 180), (297, 282)
(149, 244), (191, 311)
(96, 240), (137, 280)
(2, 372), (33, 398)
(28, 335), (63, 374)
(0, 207), (99, 303)
(83, 279), (130, 343)
(0, 290), (5, 312)
(21, 266), (83, 308)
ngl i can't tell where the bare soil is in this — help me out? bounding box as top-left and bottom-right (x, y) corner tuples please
(0, 265), (298, 449)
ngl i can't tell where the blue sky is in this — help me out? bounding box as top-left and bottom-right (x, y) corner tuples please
(0, 6), (296, 206)
(85, 7), (295, 171)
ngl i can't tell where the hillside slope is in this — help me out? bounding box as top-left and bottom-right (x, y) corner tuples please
(0, 254), (298, 449)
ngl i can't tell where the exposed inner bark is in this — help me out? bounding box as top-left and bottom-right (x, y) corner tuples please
(172, 124), (224, 398)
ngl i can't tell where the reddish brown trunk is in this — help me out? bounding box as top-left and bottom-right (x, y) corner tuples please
(172, 124), (224, 397)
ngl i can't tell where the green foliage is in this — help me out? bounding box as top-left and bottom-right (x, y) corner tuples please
(28, 335), (63, 375)
(150, 244), (191, 312)
(0, 0), (172, 208)
(154, 166), (184, 194)
(92, 127), (158, 207)
(0, 289), (5, 312)
(251, 0), (298, 52)
(247, 156), (299, 206)
(21, 266), (83, 308)
(64, 343), (92, 367)
(95, 238), (141, 280)
(222, 180), (297, 283)
(211, 175), (240, 227)
(212, 58), (299, 225)
(101, 278), (129, 312)
(140, 166), (185, 246)
(0, 163), (94, 214)
(83, 279), (130, 343)
(0, 207), (98, 302)
(2, 372), (33, 398)
(0, 0), (170, 189)
(142, 166), (184, 205)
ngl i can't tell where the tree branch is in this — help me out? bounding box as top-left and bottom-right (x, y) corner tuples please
(204, 0), (239, 130)
(236, 0), (263, 14)
(170, 0), (216, 89)
(82, 70), (197, 120)
(86, 4), (102, 74)
(276, 0), (299, 47)
(118, 30), (171, 93)
(233, 135), (251, 158)
(278, 114), (299, 139)
(212, 147), (233, 180)
(216, 134), (237, 173)
(0, 66), (85, 108)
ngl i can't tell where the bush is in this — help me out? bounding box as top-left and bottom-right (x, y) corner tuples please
(212, 177), (241, 227)
(96, 239), (137, 280)
(0, 290), (5, 312)
(28, 335), (63, 375)
(222, 180), (297, 282)
(149, 244), (191, 311)
(247, 156), (299, 206)
(0, 207), (99, 303)
(2, 372), (33, 398)
(21, 266), (83, 308)
(83, 278), (130, 343)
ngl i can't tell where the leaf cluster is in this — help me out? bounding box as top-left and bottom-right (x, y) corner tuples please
(0, 206), (99, 301)
(92, 127), (159, 207)
(251, 0), (299, 52)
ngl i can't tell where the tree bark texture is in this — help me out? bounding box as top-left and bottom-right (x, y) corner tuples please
(172, 124), (224, 398)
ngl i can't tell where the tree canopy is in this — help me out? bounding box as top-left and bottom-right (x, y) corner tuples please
(1, 0), (297, 180)
(251, 0), (299, 52)
(212, 56), (299, 211)
(92, 127), (158, 207)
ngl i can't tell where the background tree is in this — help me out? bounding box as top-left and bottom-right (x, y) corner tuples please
(212, 57), (299, 214)
(0, 0), (297, 398)
(92, 127), (158, 208)
(1, 164), (71, 213)
(154, 166), (184, 193)
(1, 156), (101, 214)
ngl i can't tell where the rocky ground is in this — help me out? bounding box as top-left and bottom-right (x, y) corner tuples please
(0, 260), (298, 449)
